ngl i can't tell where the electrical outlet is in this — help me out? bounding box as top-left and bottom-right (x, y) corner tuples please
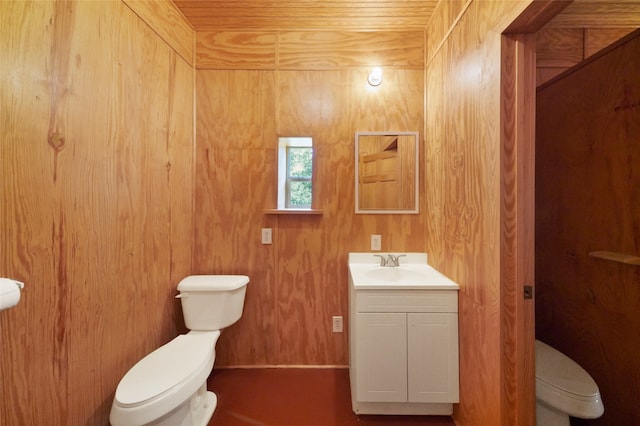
(371, 234), (382, 251)
(332, 316), (343, 333)
(261, 228), (272, 244)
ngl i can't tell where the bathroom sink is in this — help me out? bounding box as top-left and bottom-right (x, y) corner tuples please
(363, 267), (431, 283)
(348, 253), (459, 290)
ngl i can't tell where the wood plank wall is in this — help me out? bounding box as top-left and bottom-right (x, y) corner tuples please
(5, 1), (612, 424)
(425, 1), (536, 425)
(536, 26), (636, 86)
(193, 30), (426, 366)
(0, 1), (194, 424)
(536, 29), (640, 426)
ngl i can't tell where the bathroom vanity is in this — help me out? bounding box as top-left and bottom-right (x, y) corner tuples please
(348, 253), (459, 415)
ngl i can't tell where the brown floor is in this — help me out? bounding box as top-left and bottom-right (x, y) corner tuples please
(207, 368), (455, 426)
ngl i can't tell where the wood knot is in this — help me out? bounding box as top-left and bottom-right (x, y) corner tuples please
(48, 132), (65, 152)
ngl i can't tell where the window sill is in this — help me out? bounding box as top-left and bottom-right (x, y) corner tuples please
(263, 208), (323, 215)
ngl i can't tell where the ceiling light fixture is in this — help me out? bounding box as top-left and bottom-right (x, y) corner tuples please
(367, 67), (383, 87)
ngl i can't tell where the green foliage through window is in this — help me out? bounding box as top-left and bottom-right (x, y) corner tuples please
(286, 147), (312, 207)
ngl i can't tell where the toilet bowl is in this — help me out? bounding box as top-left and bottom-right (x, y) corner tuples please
(535, 340), (604, 426)
(110, 275), (249, 426)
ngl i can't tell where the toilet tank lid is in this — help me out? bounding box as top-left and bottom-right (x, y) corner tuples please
(178, 275), (249, 292)
(535, 340), (600, 397)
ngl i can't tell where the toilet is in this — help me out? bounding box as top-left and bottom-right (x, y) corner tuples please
(110, 275), (249, 426)
(535, 339), (604, 426)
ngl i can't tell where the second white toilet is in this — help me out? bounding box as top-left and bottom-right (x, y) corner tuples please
(535, 339), (604, 426)
(110, 275), (249, 426)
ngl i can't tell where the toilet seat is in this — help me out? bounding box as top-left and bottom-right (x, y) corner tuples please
(535, 340), (604, 419)
(110, 331), (220, 425)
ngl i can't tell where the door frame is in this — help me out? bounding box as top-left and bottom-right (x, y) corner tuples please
(499, 2), (572, 425)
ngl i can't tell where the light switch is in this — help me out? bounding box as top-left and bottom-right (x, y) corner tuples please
(371, 234), (382, 251)
(261, 228), (272, 244)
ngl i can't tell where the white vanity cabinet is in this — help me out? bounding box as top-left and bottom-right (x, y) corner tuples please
(348, 254), (459, 416)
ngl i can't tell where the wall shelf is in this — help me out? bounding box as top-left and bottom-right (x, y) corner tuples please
(263, 208), (323, 215)
(589, 251), (640, 265)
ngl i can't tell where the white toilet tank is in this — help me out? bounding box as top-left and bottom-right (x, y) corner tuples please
(177, 275), (249, 331)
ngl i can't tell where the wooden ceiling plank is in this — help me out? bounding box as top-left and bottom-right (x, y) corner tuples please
(186, 16), (430, 31)
(172, 1), (640, 32)
(547, 2), (640, 27)
(175, 6), (434, 17)
(174, 1), (433, 5)
(172, 0), (437, 31)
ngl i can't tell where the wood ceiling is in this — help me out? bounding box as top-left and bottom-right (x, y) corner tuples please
(172, 0), (640, 32)
(171, 1), (438, 31)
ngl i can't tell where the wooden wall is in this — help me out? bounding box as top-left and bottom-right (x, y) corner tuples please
(535, 0), (640, 86)
(0, 1), (194, 424)
(6, 1), (616, 425)
(426, 1), (537, 425)
(536, 26), (636, 86)
(536, 30), (640, 426)
(193, 30), (426, 366)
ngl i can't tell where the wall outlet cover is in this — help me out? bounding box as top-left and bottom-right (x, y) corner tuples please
(332, 315), (343, 333)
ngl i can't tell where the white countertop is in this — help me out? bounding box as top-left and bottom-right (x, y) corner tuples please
(348, 252), (459, 290)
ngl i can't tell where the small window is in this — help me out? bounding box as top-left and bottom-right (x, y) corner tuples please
(278, 137), (313, 209)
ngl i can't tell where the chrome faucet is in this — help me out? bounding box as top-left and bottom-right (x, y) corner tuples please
(373, 254), (386, 266)
(374, 253), (406, 267)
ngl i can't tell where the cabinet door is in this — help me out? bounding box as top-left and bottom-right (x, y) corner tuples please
(407, 313), (459, 403)
(355, 312), (407, 402)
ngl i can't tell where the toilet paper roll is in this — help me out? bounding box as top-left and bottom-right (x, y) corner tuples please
(0, 278), (24, 311)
